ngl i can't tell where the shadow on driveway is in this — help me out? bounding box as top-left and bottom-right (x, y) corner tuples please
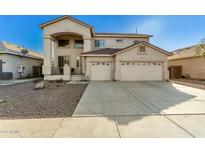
(73, 81), (204, 125)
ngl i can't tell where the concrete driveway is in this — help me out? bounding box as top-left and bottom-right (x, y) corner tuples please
(71, 81), (205, 137)
(1, 81), (205, 137)
(74, 81), (205, 116)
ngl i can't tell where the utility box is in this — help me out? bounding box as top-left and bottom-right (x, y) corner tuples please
(17, 64), (24, 73)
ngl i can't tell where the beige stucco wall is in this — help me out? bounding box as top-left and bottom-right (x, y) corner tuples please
(115, 45), (169, 80)
(43, 19), (91, 38)
(1, 54), (42, 78)
(168, 57), (205, 79)
(91, 37), (149, 50)
(115, 46), (168, 62)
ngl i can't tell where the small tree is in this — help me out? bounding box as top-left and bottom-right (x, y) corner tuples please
(20, 48), (29, 56)
(196, 38), (205, 57)
(19, 48), (29, 78)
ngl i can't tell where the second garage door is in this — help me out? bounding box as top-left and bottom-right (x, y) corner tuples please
(120, 61), (163, 81)
(90, 62), (112, 80)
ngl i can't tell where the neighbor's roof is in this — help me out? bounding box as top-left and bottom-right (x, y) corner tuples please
(0, 41), (43, 60)
(39, 16), (152, 38)
(168, 45), (203, 60)
(82, 41), (171, 56)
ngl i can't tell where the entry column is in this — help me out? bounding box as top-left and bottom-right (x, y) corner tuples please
(42, 36), (54, 76)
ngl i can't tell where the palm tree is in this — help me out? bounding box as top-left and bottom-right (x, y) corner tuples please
(19, 48), (29, 78)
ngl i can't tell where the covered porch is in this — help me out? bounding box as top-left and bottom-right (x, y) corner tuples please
(42, 32), (91, 81)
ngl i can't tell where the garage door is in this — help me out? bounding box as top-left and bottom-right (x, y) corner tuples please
(120, 62), (163, 81)
(91, 62), (112, 80)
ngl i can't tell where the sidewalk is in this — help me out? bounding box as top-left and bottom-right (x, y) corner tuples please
(1, 115), (205, 138)
(0, 78), (41, 86)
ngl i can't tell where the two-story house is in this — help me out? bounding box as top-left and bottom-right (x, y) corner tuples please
(40, 16), (171, 81)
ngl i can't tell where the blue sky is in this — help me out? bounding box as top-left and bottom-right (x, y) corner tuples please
(0, 15), (205, 53)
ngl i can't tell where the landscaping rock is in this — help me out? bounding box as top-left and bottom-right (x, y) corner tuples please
(0, 99), (6, 103)
(34, 81), (45, 90)
(0, 81), (88, 119)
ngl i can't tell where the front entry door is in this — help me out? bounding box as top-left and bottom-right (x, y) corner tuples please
(58, 56), (70, 74)
(73, 56), (81, 74)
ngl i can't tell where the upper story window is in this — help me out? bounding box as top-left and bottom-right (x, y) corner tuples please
(139, 46), (146, 52)
(58, 40), (69, 47)
(95, 40), (105, 48)
(75, 40), (84, 48)
(116, 39), (123, 43)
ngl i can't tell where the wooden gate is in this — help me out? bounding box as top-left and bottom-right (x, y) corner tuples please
(33, 66), (42, 78)
(169, 66), (182, 79)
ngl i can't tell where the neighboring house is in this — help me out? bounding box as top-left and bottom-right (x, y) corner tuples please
(40, 16), (171, 81)
(0, 41), (43, 79)
(168, 45), (205, 79)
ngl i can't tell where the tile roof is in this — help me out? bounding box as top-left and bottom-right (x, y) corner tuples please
(82, 41), (145, 55)
(168, 45), (204, 60)
(0, 41), (43, 60)
(94, 32), (152, 37)
(82, 48), (121, 55)
(82, 41), (171, 56)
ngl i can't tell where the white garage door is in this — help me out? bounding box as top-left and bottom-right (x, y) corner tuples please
(91, 62), (112, 80)
(120, 62), (163, 81)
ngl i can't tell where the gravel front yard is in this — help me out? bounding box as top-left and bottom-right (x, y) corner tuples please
(0, 81), (88, 119)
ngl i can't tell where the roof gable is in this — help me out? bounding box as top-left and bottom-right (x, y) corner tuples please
(113, 41), (172, 56)
(39, 16), (94, 31)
